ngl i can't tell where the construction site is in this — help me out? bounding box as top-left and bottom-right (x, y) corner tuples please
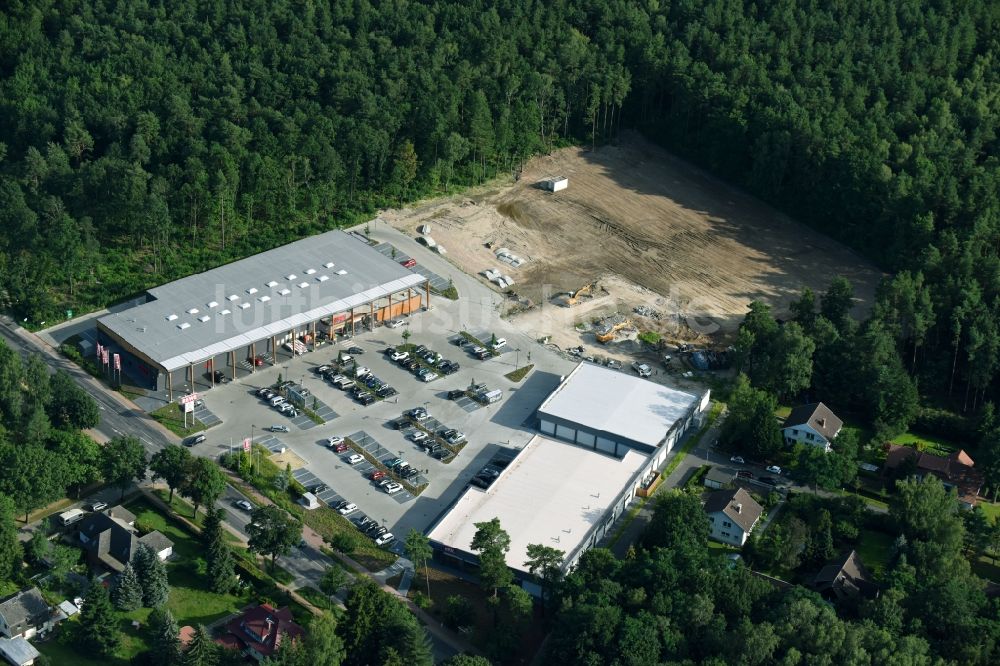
(382, 133), (883, 367)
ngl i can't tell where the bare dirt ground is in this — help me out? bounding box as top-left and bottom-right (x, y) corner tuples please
(383, 133), (882, 349)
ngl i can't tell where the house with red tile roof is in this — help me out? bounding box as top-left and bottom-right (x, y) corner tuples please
(884, 445), (983, 507)
(214, 604), (304, 662)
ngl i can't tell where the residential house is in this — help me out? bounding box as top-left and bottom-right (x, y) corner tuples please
(76, 506), (174, 573)
(782, 402), (843, 452)
(703, 466), (735, 490)
(704, 488), (763, 547)
(0, 637), (40, 666)
(0, 589), (50, 640)
(215, 604), (305, 662)
(884, 445), (983, 507)
(813, 550), (879, 601)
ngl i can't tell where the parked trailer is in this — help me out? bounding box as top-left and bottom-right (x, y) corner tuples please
(477, 389), (503, 404)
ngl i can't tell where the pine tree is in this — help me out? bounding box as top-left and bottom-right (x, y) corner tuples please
(112, 562), (143, 611)
(204, 509), (236, 594)
(148, 607), (183, 666)
(133, 544), (170, 607)
(80, 579), (121, 657)
(183, 625), (217, 666)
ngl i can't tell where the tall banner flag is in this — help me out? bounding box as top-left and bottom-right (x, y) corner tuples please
(242, 438), (251, 452)
(96, 342), (103, 358)
(102, 350), (109, 365)
(114, 353), (121, 370)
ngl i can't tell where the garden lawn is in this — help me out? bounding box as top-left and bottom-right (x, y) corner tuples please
(980, 502), (1000, 523)
(889, 431), (957, 456)
(856, 529), (894, 577)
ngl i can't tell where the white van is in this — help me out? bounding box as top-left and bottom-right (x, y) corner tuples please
(59, 509), (86, 527)
(270, 395), (286, 407)
(491, 338), (507, 351)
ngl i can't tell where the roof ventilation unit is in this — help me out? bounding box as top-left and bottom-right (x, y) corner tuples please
(297, 281), (309, 289)
(177, 322), (190, 330)
(207, 301), (218, 309)
(165, 314), (178, 322)
(324, 262), (335, 268)
(198, 315), (211, 323)
(305, 268), (316, 275)
(187, 307), (199, 315)
(227, 294), (240, 301)
(285, 274), (297, 280)
(336, 269), (347, 275)
(238, 302), (251, 310)
(316, 275), (329, 282)
(278, 288), (291, 296)
(246, 287), (258, 295)
(266, 280), (279, 288)
(258, 295), (271, 303)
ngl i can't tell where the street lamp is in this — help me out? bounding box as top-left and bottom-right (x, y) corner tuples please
(515, 347), (521, 370)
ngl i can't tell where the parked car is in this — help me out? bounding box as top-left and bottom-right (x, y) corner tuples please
(766, 465), (782, 475)
(316, 364), (331, 374)
(491, 337), (507, 350)
(211, 370), (227, 383)
(372, 526), (389, 538)
(337, 502), (358, 515)
(347, 346), (364, 355)
(383, 482), (403, 495)
(184, 434), (207, 447)
(400, 257), (417, 268)
(446, 431), (466, 445)
(358, 394), (376, 406)
(390, 350), (409, 362)
(311, 483), (328, 494)
(269, 425), (290, 433)
(376, 386), (397, 398)
(422, 372), (438, 382)
(736, 470), (753, 479)
(88, 501), (108, 512)
(338, 354), (353, 364)
(410, 431), (428, 443)
(257, 387), (271, 397)
(447, 389), (466, 400)
(631, 361), (652, 377)
(408, 408), (429, 421)
(334, 442), (350, 453)
(232, 500), (253, 511)
(346, 454), (364, 465)
(730, 456), (745, 464)
(386, 319), (404, 328)
(606, 359), (623, 370)
(439, 361), (459, 374)
(370, 470), (386, 481)
(327, 436), (345, 448)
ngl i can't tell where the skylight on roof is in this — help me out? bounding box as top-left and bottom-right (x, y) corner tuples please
(187, 307), (199, 314)
(177, 322), (190, 330)
(166, 314), (178, 321)
(258, 295), (271, 303)
(297, 281), (309, 288)
(285, 274), (297, 280)
(238, 302), (251, 310)
(266, 280), (279, 288)
(198, 315), (211, 323)
(316, 275), (329, 282)
(324, 262), (335, 268)
(305, 268), (316, 275)
(246, 287), (258, 295)
(227, 294), (240, 301)
(278, 288), (291, 296)
(336, 269), (348, 275)
(207, 301), (218, 308)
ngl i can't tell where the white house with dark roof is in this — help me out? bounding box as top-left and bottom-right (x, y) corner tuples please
(704, 488), (763, 547)
(782, 402), (843, 452)
(0, 636), (40, 666)
(0, 589), (50, 640)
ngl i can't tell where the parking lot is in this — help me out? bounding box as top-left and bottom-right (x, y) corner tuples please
(186, 273), (578, 542)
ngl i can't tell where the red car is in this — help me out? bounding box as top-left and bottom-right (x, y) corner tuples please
(334, 442), (349, 453)
(370, 470), (386, 481)
(400, 258), (417, 268)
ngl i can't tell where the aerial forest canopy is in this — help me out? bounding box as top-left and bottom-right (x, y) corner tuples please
(1, 0), (999, 393)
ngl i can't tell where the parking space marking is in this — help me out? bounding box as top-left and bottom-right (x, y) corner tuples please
(255, 435), (288, 454)
(193, 405), (222, 427)
(373, 242), (451, 292)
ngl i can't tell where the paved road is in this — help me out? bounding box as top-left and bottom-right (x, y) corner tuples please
(0, 316), (462, 660)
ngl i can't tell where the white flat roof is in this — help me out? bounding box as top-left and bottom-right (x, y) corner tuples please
(537, 362), (699, 447)
(427, 435), (647, 573)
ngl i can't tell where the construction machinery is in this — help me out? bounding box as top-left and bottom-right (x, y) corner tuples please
(552, 282), (596, 307)
(596, 314), (632, 343)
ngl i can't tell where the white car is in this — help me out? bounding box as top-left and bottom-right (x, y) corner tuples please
(375, 532), (395, 546)
(337, 502), (358, 515)
(472, 346), (487, 355)
(730, 455), (745, 464)
(386, 320), (404, 329)
(339, 354), (353, 363)
(232, 499), (253, 512)
(766, 465), (782, 475)
(632, 362), (652, 377)
(410, 431), (428, 443)
(355, 366), (370, 378)
(446, 431), (466, 445)
(346, 453), (364, 465)
(327, 436), (345, 448)
(421, 372), (438, 382)
(383, 482), (403, 495)
(391, 351), (409, 362)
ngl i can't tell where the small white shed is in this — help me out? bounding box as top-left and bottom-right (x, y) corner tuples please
(543, 176), (568, 192)
(299, 492), (320, 510)
(417, 224), (431, 234)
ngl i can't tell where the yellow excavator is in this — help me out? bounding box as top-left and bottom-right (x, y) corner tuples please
(552, 282), (596, 307)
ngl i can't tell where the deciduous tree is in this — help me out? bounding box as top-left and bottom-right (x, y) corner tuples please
(247, 505), (301, 571)
(182, 458), (226, 518)
(150, 445), (193, 505)
(101, 435), (147, 501)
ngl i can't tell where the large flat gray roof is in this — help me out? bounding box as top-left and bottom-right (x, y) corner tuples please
(98, 231), (425, 371)
(537, 362), (701, 447)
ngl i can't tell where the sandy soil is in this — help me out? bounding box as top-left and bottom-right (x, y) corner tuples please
(383, 133), (882, 345)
